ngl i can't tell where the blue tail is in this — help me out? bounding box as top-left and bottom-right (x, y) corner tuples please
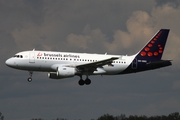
(136, 29), (170, 62)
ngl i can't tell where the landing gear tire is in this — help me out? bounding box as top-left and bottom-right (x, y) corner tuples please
(27, 77), (32, 82)
(85, 78), (91, 85)
(78, 79), (85, 86)
(78, 75), (91, 86)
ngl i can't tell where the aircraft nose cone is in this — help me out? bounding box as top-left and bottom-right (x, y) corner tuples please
(5, 59), (14, 67)
(5, 59), (10, 66)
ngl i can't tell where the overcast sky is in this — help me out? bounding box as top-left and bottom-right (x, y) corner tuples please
(1, 0), (180, 120)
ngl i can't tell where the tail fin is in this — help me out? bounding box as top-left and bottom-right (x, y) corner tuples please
(136, 29), (170, 61)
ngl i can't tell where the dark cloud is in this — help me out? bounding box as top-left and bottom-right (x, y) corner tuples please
(0, 0), (44, 30)
(155, 0), (180, 7)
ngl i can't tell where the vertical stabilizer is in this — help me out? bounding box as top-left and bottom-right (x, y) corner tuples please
(136, 29), (170, 61)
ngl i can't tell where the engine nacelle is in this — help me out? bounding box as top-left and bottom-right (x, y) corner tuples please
(48, 72), (61, 79)
(48, 67), (76, 79)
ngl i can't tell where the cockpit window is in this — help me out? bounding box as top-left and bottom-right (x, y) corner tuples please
(13, 55), (23, 58)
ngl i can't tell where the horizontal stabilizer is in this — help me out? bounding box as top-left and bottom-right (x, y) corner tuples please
(147, 60), (172, 69)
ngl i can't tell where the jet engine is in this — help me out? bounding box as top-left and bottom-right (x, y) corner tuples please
(48, 67), (76, 79)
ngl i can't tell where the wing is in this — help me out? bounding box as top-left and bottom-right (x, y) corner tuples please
(76, 57), (119, 73)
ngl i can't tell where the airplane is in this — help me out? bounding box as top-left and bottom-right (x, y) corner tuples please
(5, 29), (172, 86)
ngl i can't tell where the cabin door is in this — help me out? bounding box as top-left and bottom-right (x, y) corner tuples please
(29, 52), (35, 63)
(132, 58), (137, 69)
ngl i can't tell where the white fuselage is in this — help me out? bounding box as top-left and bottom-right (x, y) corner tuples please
(6, 50), (135, 75)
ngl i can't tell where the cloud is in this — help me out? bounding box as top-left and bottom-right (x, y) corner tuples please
(105, 11), (154, 54)
(113, 4), (180, 59)
(8, 1), (157, 53)
(66, 25), (107, 52)
(155, 0), (180, 6)
(64, 3), (180, 61)
(106, 30), (132, 53)
(67, 34), (91, 49)
(64, 10), (154, 54)
(151, 4), (180, 65)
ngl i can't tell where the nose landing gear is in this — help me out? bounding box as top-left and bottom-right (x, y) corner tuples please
(27, 71), (33, 82)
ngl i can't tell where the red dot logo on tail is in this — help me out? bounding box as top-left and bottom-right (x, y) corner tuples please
(140, 32), (164, 57)
(148, 44), (153, 47)
(141, 51), (146, 56)
(154, 52), (159, 56)
(144, 47), (150, 51)
(148, 52), (153, 56)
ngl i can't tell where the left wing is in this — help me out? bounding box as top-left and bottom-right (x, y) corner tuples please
(76, 57), (119, 73)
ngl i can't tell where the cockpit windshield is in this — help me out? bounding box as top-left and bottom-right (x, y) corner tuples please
(13, 55), (23, 58)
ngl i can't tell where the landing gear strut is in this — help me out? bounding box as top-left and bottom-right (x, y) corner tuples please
(27, 71), (33, 82)
(78, 75), (91, 86)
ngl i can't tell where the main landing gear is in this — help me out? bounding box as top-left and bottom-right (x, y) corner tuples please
(78, 75), (91, 86)
(27, 71), (33, 82)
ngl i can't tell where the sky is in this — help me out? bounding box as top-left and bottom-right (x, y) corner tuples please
(1, 0), (180, 120)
